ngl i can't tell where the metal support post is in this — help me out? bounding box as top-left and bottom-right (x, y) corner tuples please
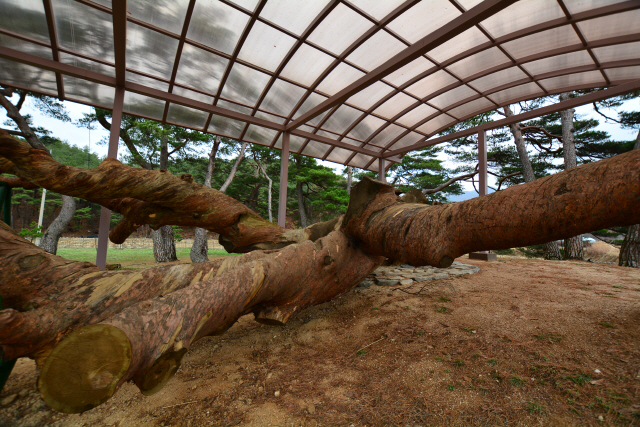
(469, 130), (496, 261)
(96, 86), (125, 270)
(478, 130), (488, 196)
(278, 132), (290, 228)
(378, 157), (386, 183)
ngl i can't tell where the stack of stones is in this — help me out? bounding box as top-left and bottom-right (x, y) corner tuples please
(358, 261), (480, 287)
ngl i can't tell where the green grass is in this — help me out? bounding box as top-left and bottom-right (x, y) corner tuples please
(439, 296), (451, 302)
(599, 321), (615, 328)
(534, 332), (562, 343)
(488, 359), (497, 366)
(509, 376), (526, 387)
(493, 248), (514, 255)
(56, 247), (234, 266)
(526, 401), (546, 415)
(435, 305), (449, 313)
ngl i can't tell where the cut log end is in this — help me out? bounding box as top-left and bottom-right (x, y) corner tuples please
(254, 306), (296, 326)
(37, 324), (131, 414)
(139, 348), (187, 396)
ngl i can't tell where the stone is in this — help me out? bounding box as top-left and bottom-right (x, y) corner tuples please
(376, 279), (400, 286)
(307, 404), (316, 414)
(274, 391), (280, 397)
(18, 389), (28, 398)
(469, 252), (497, 261)
(434, 273), (449, 280)
(1, 394), (17, 406)
(357, 280), (373, 288)
(401, 264), (414, 269)
(400, 279), (413, 286)
(449, 271), (469, 277)
(414, 276), (435, 282)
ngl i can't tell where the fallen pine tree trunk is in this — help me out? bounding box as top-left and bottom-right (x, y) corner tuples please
(0, 130), (639, 413)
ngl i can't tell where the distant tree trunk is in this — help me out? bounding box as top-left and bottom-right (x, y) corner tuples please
(504, 105), (561, 260)
(152, 225), (177, 263)
(347, 166), (353, 194)
(219, 142), (248, 193)
(257, 161), (273, 223)
(619, 130), (640, 267)
(559, 93), (584, 260)
(39, 195), (75, 255)
(543, 242), (562, 260)
(245, 183), (263, 210)
(191, 137), (220, 263)
(154, 136), (177, 263)
(297, 181), (307, 228)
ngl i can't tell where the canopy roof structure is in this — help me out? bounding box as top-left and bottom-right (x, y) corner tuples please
(1, 0), (640, 173)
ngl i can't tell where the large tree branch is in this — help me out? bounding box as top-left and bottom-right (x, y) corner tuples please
(423, 167), (478, 195)
(342, 149), (640, 268)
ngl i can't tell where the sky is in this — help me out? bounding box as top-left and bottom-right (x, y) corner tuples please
(2, 93), (638, 201)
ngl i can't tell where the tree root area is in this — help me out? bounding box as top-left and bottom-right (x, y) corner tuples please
(2, 257), (639, 427)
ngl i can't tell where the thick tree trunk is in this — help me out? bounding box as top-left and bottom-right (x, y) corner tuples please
(39, 195), (75, 255)
(153, 137), (177, 263)
(191, 137), (220, 263)
(619, 224), (640, 267)
(543, 242), (562, 260)
(559, 92), (583, 260)
(0, 145), (639, 413)
(504, 104), (561, 259)
(296, 181), (307, 228)
(619, 129), (640, 268)
(152, 225), (177, 263)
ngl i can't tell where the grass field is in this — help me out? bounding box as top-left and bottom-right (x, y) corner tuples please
(57, 247), (233, 266)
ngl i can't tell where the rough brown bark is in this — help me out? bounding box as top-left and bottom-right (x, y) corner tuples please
(1, 130), (640, 414)
(341, 150), (640, 267)
(39, 195), (75, 255)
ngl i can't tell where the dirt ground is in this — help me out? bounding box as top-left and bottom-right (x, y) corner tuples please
(1, 256), (639, 427)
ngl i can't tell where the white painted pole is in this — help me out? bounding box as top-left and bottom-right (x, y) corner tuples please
(35, 188), (46, 246)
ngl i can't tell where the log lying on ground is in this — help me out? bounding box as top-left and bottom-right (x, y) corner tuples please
(0, 131), (337, 252)
(36, 230), (383, 413)
(2, 129), (640, 414)
(342, 149), (640, 267)
(0, 220), (276, 361)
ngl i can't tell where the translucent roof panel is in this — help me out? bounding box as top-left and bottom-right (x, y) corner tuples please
(208, 114), (246, 139)
(306, 3), (373, 56)
(187, 0), (250, 55)
(487, 82), (545, 105)
(127, 22), (179, 79)
(539, 70), (606, 92)
(592, 41), (640, 63)
(167, 103), (209, 129)
(522, 51), (595, 77)
(219, 62), (271, 107)
(53, 0), (115, 62)
(175, 44), (228, 95)
(502, 26), (581, 60)
(62, 75), (115, 107)
(347, 81), (395, 110)
(479, 0), (565, 39)
(347, 30), (407, 72)
(280, 44), (335, 87)
(0, 34), (52, 59)
(259, 79), (306, 116)
(237, 20), (296, 72)
(260, 0), (330, 37)
(387, 0), (460, 44)
(127, 0), (189, 35)
(605, 66), (640, 82)
(0, 0), (49, 43)
(446, 47), (511, 80)
(0, 57), (57, 95)
(577, 10), (640, 42)
(1, 0), (639, 169)
(123, 92), (165, 120)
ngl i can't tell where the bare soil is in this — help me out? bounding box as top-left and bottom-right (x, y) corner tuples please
(1, 257), (639, 427)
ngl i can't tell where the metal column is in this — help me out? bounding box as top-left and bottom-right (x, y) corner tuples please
(96, 86), (125, 270)
(478, 130), (488, 196)
(378, 157), (386, 183)
(278, 132), (290, 228)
